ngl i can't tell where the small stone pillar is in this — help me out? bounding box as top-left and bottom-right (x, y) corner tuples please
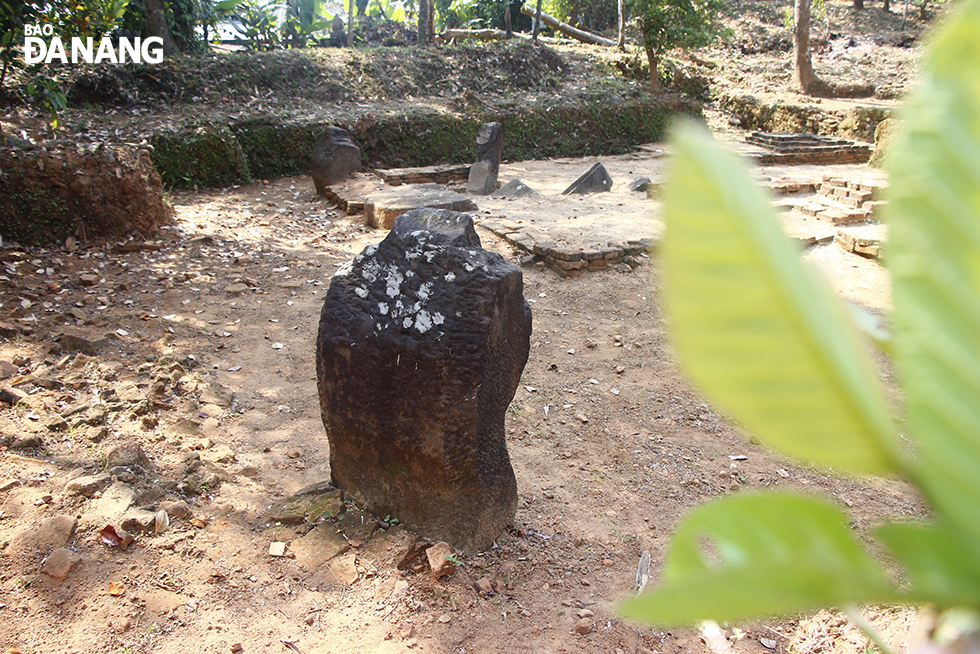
(316, 208), (531, 553)
(466, 122), (504, 195)
(310, 126), (361, 195)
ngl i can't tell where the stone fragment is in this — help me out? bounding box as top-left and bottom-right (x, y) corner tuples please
(42, 548), (83, 581)
(562, 162), (613, 195)
(318, 209), (530, 553)
(466, 122), (504, 195)
(290, 523), (351, 570)
(327, 551), (360, 585)
(628, 177), (651, 192)
(0, 386), (28, 405)
(45, 415), (68, 431)
(489, 179), (538, 199)
(574, 618), (594, 635)
(120, 509), (158, 534)
(205, 444), (237, 464)
(268, 486), (342, 525)
(160, 500), (194, 520)
(65, 473), (112, 498)
(310, 126), (361, 195)
(224, 283), (249, 295)
(0, 360), (17, 379)
(106, 442), (152, 469)
(89, 482), (138, 523)
(56, 333), (99, 355)
(427, 542), (457, 579)
(474, 576), (493, 594)
(338, 508), (378, 543)
(10, 434), (42, 449)
(8, 514), (78, 555)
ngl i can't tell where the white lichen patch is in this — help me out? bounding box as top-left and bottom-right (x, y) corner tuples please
(432, 312), (445, 325)
(379, 303), (389, 315)
(414, 310), (433, 333)
(333, 260), (354, 278)
(354, 286), (369, 298)
(417, 282), (433, 301)
(385, 269), (404, 298)
(444, 272), (456, 282)
(360, 258), (382, 283)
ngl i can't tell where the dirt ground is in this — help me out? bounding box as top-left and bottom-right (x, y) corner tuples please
(0, 140), (929, 654)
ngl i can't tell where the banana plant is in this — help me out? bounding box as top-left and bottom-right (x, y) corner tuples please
(620, 0), (980, 648)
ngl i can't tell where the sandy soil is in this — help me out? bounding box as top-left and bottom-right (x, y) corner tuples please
(0, 142), (927, 654)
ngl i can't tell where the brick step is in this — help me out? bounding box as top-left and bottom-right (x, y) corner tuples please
(372, 164), (470, 186)
(777, 194), (879, 225)
(836, 231), (885, 260)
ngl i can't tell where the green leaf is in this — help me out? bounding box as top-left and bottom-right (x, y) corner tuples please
(216, 0), (246, 11)
(877, 521), (980, 608)
(661, 123), (898, 475)
(886, 0), (980, 543)
(620, 493), (896, 626)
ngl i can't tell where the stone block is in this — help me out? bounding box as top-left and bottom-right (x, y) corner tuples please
(562, 162), (613, 195)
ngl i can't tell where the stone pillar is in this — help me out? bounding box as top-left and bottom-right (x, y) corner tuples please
(316, 208), (531, 553)
(466, 122), (504, 195)
(310, 126), (361, 195)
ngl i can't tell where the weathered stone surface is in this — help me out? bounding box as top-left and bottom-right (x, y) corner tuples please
(8, 514), (78, 555)
(0, 360), (17, 379)
(562, 162), (613, 195)
(628, 177), (651, 192)
(64, 473), (112, 498)
(1, 143), (174, 246)
(160, 500), (194, 520)
(427, 542), (456, 579)
(120, 509), (158, 534)
(290, 523), (351, 570)
(466, 122), (504, 195)
(310, 127), (361, 195)
(338, 509), (378, 543)
(363, 183), (477, 230)
(88, 482), (137, 523)
(268, 487), (343, 525)
(869, 118), (900, 168)
(106, 442), (152, 469)
(489, 179), (538, 199)
(42, 548), (83, 581)
(317, 208), (531, 553)
(200, 382), (234, 408)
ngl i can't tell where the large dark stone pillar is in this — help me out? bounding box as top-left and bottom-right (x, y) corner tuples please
(316, 208), (531, 553)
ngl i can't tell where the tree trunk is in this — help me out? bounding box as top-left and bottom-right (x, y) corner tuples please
(418, 0), (429, 44)
(505, 5), (512, 38)
(853, 0), (864, 9)
(883, 0), (890, 12)
(532, 0), (543, 40)
(347, 0), (354, 46)
(519, 4), (616, 46)
(919, 0), (927, 19)
(144, 0), (178, 55)
(645, 46), (660, 94)
(793, 0), (818, 92)
(617, 0), (624, 50)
